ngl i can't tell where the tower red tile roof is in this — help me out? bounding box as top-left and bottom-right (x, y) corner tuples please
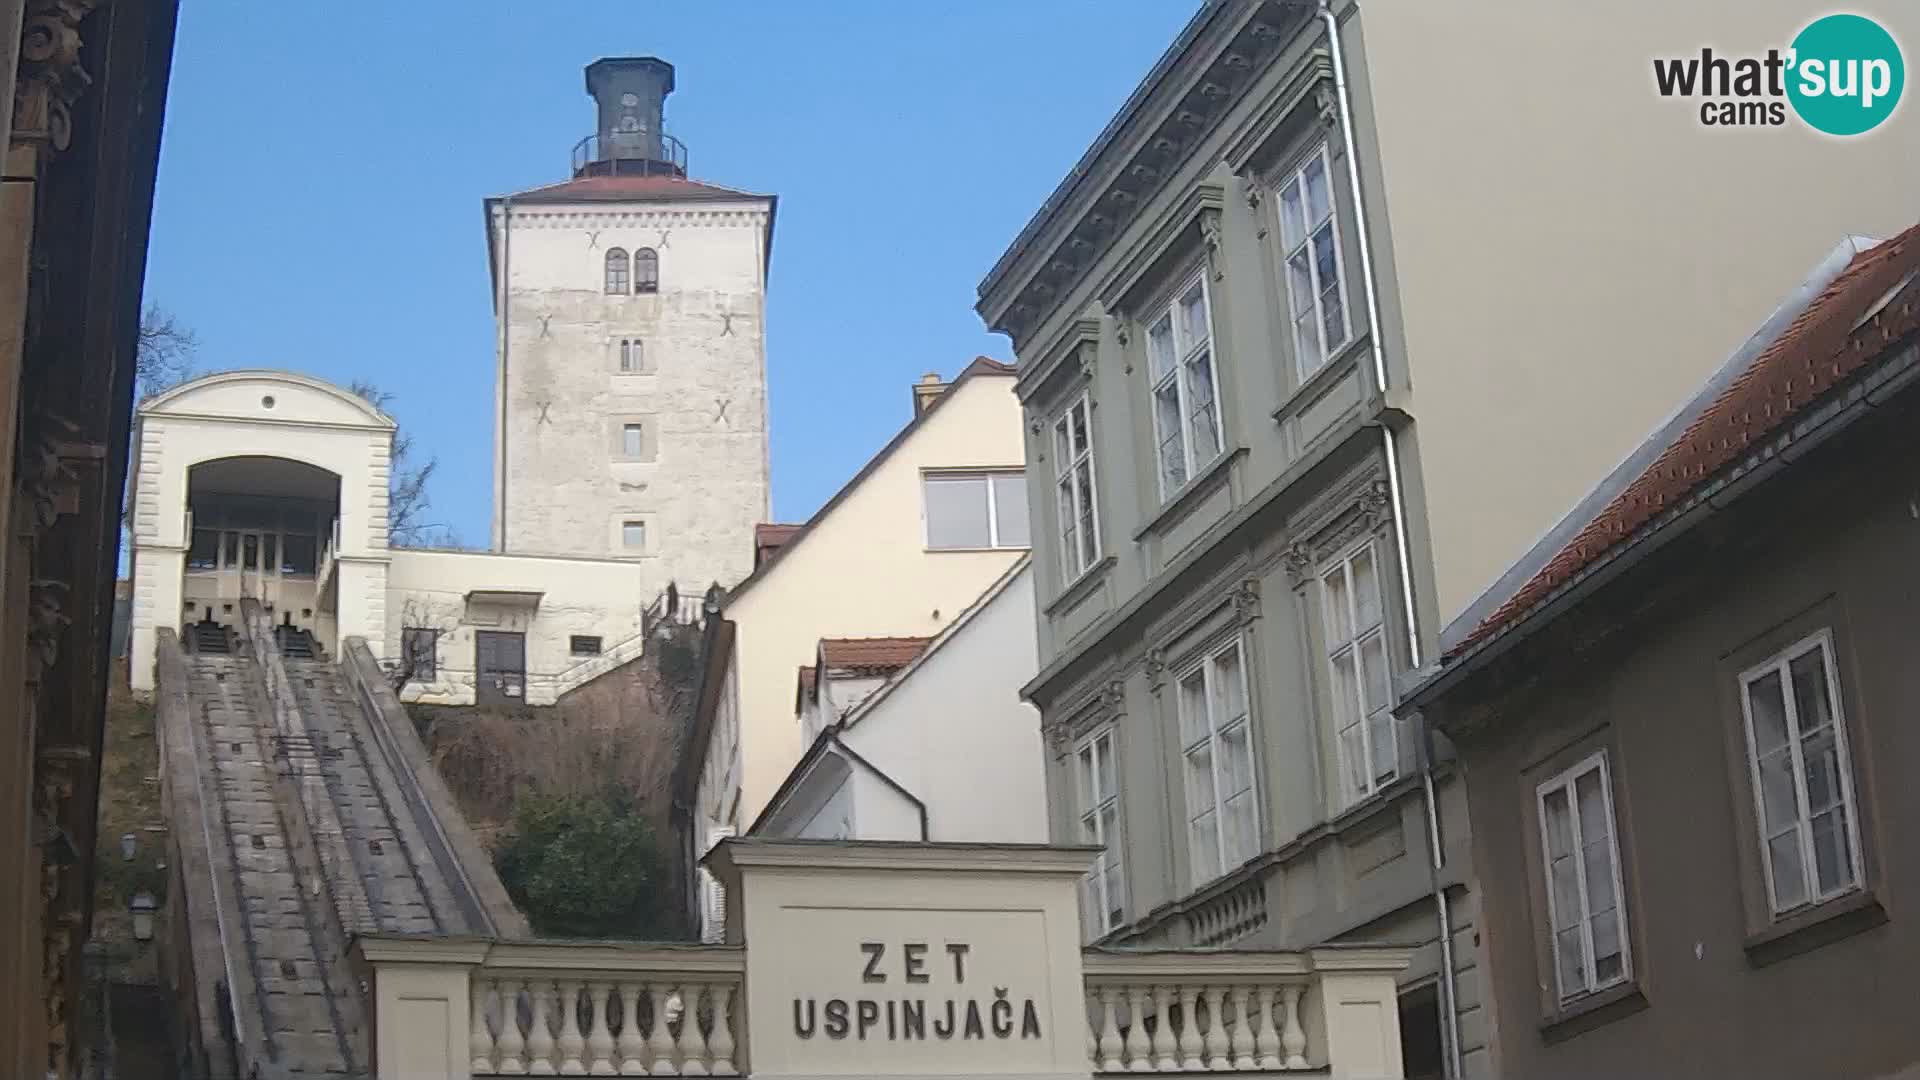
(498, 174), (767, 203)
(1454, 223), (1920, 656)
(754, 523), (803, 568)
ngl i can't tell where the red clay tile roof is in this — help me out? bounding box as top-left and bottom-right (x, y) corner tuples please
(819, 636), (934, 675)
(754, 523), (803, 568)
(1455, 223), (1920, 657)
(500, 174), (767, 203)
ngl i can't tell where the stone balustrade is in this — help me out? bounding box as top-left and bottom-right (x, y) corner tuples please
(465, 941), (745, 1076)
(354, 937), (1409, 1080)
(1080, 947), (1410, 1075)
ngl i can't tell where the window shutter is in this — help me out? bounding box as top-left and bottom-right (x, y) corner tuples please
(701, 825), (735, 944)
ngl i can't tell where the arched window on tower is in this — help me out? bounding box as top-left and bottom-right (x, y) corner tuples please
(634, 248), (659, 294)
(605, 248), (630, 294)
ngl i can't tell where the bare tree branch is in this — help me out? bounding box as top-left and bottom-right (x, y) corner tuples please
(348, 379), (452, 548)
(136, 305), (197, 400)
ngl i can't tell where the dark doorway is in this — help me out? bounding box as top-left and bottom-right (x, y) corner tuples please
(475, 631), (526, 706)
(1398, 982), (1445, 1080)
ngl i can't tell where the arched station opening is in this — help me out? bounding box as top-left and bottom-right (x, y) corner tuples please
(182, 456), (342, 652)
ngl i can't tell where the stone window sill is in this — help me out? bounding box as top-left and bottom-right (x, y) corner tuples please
(1272, 333), (1371, 424)
(1744, 887), (1886, 968)
(1132, 447), (1245, 543)
(1539, 982), (1647, 1045)
(1045, 555), (1116, 617)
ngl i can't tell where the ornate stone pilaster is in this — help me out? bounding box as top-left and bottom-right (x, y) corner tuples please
(1199, 205), (1225, 282)
(1282, 543), (1315, 587)
(14, 0), (102, 154)
(1044, 720), (1072, 763)
(1143, 647), (1167, 691)
(1099, 679), (1127, 719)
(1356, 479), (1393, 529)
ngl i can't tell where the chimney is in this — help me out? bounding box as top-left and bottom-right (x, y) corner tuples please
(582, 57), (681, 176)
(911, 372), (948, 417)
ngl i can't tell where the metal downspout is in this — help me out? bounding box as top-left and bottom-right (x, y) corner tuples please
(1319, 2), (1463, 1076)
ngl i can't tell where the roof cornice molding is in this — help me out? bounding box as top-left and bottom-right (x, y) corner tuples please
(978, 0), (1309, 350)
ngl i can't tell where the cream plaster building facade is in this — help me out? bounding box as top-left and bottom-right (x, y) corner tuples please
(683, 359), (1030, 848)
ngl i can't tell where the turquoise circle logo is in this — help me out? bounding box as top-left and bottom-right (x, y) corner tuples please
(1787, 14), (1905, 135)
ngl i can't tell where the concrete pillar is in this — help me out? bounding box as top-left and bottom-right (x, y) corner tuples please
(356, 938), (489, 1080)
(1308, 948), (1410, 1080)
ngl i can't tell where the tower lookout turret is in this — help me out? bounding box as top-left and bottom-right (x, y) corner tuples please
(575, 56), (686, 178)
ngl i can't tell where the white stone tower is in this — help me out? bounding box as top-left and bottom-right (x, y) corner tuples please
(485, 56), (773, 597)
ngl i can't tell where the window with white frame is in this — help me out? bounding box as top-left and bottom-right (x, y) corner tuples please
(1738, 631), (1863, 916)
(1146, 273), (1224, 496)
(1277, 145), (1351, 378)
(1075, 728), (1125, 936)
(1536, 751), (1631, 1003)
(923, 471), (1029, 550)
(1177, 638), (1258, 887)
(618, 338), (643, 373)
(1322, 540), (1396, 806)
(1053, 394), (1100, 580)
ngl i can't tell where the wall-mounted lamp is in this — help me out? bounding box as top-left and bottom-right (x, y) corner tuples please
(120, 832), (137, 861)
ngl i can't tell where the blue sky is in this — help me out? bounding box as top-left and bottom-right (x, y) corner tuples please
(144, 2), (1198, 544)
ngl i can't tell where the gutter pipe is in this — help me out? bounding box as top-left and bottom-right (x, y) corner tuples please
(495, 196), (513, 552)
(1319, 3), (1463, 1076)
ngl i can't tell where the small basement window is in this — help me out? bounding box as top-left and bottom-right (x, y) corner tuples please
(621, 520), (647, 551)
(570, 635), (603, 657)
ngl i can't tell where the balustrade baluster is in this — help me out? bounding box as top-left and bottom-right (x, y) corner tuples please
(472, 980), (498, 1074)
(1229, 987), (1255, 1070)
(617, 981), (647, 1076)
(1149, 985), (1177, 1071)
(587, 982), (616, 1075)
(1097, 988), (1123, 1072)
(1086, 994), (1099, 1071)
(496, 979), (528, 1075)
(1279, 985), (1307, 1070)
(1252, 987), (1280, 1071)
(709, 984), (738, 1075)
(678, 986), (711, 1076)
(647, 983), (676, 1076)
(527, 981), (557, 1075)
(558, 980), (587, 1074)
(1123, 986), (1152, 1071)
(1177, 984), (1203, 1071)
(1204, 986), (1231, 1070)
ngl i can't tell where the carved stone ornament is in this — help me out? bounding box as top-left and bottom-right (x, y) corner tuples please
(15, 0), (101, 153)
(1044, 721), (1073, 762)
(1282, 542), (1316, 586)
(1199, 206), (1225, 282)
(1357, 479), (1393, 528)
(1099, 679), (1127, 718)
(1315, 83), (1340, 130)
(1143, 647), (1168, 689)
(1231, 577), (1261, 625)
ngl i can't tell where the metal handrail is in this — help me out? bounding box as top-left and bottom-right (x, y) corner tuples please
(570, 130), (688, 177)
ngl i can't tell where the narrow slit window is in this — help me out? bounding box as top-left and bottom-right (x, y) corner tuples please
(623, 423), (645, 459)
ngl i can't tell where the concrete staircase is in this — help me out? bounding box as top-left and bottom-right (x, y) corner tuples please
(156, 607), (526, 1079)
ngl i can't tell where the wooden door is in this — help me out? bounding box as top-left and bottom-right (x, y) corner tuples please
(475, 630), (526, 706)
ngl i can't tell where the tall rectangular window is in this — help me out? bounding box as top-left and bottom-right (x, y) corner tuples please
(619, 338), (642, 373)
(923, 471), (1030, 550)
(1739, 631), (1862, 916)
(1536, 751), (1630, 1003)
(1322, 541), (1396, 806)
(623, 423), (644, 459)
(1146, 273), (1223, 496)
(1053, 395), (1100, 581)
(1177, 639), (1258, 886)
(1076, 728), (1124, 936)
(1278, 145), (1351, 378)
(400, 627), (438, 681)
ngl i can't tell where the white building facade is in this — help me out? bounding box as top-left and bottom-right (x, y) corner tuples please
(755, 559), (1048, 847)
(125, 56), (777, 708)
